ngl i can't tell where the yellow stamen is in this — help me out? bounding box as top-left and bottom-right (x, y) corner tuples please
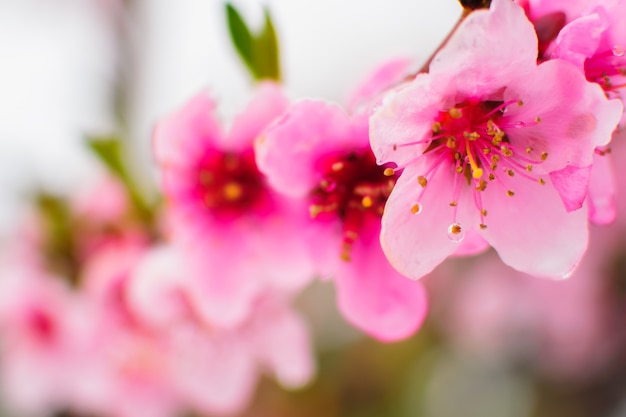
(361, 196), (373, 208)
(223, 182), (243, 200)
(383, 168), (395, 176)
(465, 140), (483, 179)
(417, 176), (428, 187)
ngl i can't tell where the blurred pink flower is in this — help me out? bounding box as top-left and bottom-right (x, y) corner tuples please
(256, 60), (428, 342)
(369, 0), (622, 281)
(153, 84), (315, 328)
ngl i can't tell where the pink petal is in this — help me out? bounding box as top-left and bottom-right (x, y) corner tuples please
(504, 59), (623, 172)
(588, 151), (616, 224)
(431, 0), (537, 95)
(553, 14), (607, 69)
(250, 302), (314, 388)
(335, 232), (428, 341)
(226, 82), (290, 152)
(153, 92), (222, 169)
(369, 73), (451, 167)
(480, 170), (589, 278)
(347, 58), (413, 113)
(380, 161), (476, 281)
(453, 231), (490, 257)
(549, 165), (592, 212)
(256, 100), (363, 197)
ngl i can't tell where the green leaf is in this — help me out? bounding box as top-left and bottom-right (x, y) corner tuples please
(225, 3), (281, 82)
(86, 135), (152, 221)
(225, 3), (256, 76)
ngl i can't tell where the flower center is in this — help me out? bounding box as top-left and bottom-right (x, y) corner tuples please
(585, 45), (626, 97)
(195, 149), (270, 219)
(310, 149), (396, 260)
(390, 99), (547, 240)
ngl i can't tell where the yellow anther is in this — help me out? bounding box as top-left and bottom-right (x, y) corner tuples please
(535, 116), (542, 123)
(517, 100), (524, 106)
(541, 152), (548, 161)
(538, 178), (546, 185)
(449, 201), (457, 207)
(223, 182), (243, 201)
(482, 148), (491, 155)
(506, 169), (515, 177)
(449, 107), (463, 119)
(411, 203), (421, 214)
(465, 141), (483, 179)
(526, 165), (533, 172)
(488, 173), (496, 181)
(479, 223), (488, 230)
(481, 209), (488, 216)
(525, 146), (533, 154)
(447, 136), (457, 148)
(309, 205), (322, 218)
(417, 176), (428, 187)
(332, 162), (345, 171)
(361, 196), (373, 208)
(507, 190), (515, 197)
(432, 121), (442, 133)
(475, 180), (487, 191)
(501, 146), (513, 157)
(384, 168), (395, 176)
(450, 224), (462, 235)
(454, 152), (461, 160)
(456, 166), (464, 174)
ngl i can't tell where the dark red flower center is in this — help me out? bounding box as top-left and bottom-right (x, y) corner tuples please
(310, 149), (396, 260)
(195, 149), (271, 219)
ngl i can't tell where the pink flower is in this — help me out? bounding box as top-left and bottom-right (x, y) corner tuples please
(369, 0), (623, 280)
(126, 246), (315, 416)
(153, 84), (315, 328)
(256, 60), (428, 342)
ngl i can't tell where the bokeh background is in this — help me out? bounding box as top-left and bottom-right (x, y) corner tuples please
(1, 1), (625, 416)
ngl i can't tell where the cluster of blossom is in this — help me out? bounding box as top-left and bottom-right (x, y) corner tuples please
(1, 0), (625, 415)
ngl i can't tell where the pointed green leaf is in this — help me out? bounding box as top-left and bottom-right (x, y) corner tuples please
(225, 3), (256, 76)
(253, 8), (281, 81)
(225, 3), (281, 82)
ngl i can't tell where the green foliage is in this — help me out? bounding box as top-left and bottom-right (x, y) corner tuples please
(225, 3), (281, 82)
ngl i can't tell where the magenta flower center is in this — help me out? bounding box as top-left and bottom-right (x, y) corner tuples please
(393, 99), (547, 240)
(310, 150), (396, 260)
(27, 308), (57, 344)
(585, 45), (626, 97)
(195, 149), (270, 219)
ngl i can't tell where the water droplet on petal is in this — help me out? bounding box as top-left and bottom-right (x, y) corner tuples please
(612, 45), (625, 57)
(447, 222), (465, 242)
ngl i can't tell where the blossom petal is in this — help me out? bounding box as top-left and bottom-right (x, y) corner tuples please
(553, 13), (608, 69)
(431, 0), (537, 95)
(226, 82), (290, 152)
(335, 234), (428, 341)
(380, 160), (475, 280)
(369, 73), (451, 167)
(480, 171), (589, 278)
(549, 165), (592, 212)
(588, 152), (616, 225)
(256, 100), (362, 197)
(348, 58), (412, 113)
(153, 92), (222, 169)
(504, 59), (623, 172)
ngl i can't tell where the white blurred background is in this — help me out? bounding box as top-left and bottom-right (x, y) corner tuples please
(0, 0), (460, 237)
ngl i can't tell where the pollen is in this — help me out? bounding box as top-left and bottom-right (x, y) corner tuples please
(450, 201), (457, 207)
(507, 190), (515, 197)
(411, 203), (422, 214)
(449, 107), (463, 119)
(223, 182), (243, 200)
(538, 178), (546, 185)
(417, 176), (428, 187)
(332, 162), (345, 171)
(479, 223), (488, 230)
(432, 121), (442, 133)
(541, 152), (548, 161)
(361, 196), (373, 208)
(506, 169), (514, 177)
(525, 147), (533, 154)
(384, 168), (395, 176)
(447, 136), (457, 148)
